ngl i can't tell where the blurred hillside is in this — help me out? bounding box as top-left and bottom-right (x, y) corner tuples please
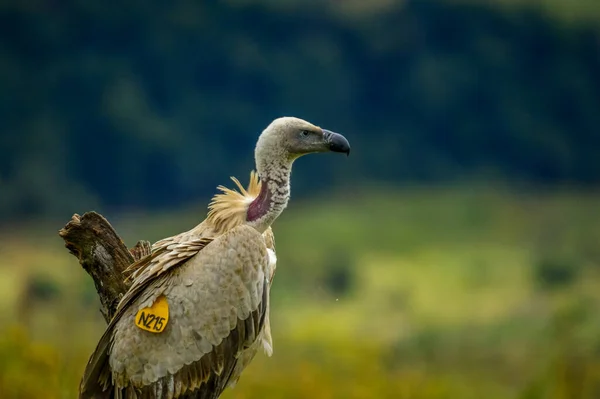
(1, 0), (599, 221)
(2, 188), (600, 398)
(2, 1), (600, 398)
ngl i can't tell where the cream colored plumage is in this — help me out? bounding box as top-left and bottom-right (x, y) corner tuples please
(79, 117), (350, 399)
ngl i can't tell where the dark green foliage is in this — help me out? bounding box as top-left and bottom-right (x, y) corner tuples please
(23, 274), (61, 302)
(534, 257), (580, 290)
(322, 256), (354, 297)
(1, 1), (599, 221)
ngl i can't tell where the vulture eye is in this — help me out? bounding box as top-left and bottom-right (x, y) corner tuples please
(300, 130), (311, 138)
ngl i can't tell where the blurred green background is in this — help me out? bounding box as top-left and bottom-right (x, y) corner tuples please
(1, 0), (600, 398)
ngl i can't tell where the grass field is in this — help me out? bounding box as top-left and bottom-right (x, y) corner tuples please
(1, 185), (599, 398)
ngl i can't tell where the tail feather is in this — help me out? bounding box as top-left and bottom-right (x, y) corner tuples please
(79, 329), (114, 399)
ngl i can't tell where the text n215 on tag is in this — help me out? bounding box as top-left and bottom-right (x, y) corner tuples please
(135, 295), (169, 333)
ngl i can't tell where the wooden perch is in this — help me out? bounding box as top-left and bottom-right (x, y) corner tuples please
(58, 211), (152, 322)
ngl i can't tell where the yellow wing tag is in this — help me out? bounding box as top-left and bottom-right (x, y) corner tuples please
(135, 295), (169, 333)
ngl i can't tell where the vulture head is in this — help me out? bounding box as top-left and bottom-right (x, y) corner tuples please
(239, 116), (350, 232)
(255, 117), (350, 173)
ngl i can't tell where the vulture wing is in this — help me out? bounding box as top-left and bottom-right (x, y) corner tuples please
(80, 224), (270, 399)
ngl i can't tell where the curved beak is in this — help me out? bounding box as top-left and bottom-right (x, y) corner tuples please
(323, 129), (351, 156)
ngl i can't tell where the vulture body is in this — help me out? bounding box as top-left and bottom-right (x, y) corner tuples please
(79, 117), (350, 399)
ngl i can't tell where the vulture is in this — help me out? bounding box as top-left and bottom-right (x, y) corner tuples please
(80, 117), (351, 399)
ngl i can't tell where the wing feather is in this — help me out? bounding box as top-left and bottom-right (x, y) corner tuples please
(80, 225), (269, 399)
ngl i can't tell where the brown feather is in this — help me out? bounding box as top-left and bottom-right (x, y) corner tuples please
(111, 301), (266, 399)
(81, 171), (272, 399)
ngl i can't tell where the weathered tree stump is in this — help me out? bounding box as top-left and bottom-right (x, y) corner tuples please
(58, 212), (151, 322)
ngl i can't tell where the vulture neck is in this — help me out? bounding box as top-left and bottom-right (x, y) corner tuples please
(247, 159), (292, 233)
